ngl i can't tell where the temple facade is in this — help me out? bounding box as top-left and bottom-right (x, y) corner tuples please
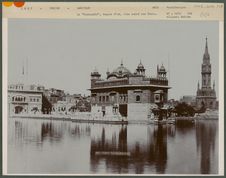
(89, 61), (170, 121)
(196, 38), (217, 110)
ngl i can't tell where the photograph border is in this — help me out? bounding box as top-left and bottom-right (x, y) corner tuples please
(1, 0), (225, 177)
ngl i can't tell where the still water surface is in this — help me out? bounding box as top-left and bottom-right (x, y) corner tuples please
(8, 118), (218, 174)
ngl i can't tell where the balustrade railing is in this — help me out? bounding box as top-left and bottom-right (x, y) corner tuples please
(92, 78), (168, 88)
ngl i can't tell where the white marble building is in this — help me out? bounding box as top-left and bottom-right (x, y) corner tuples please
(8, 83), (43, 115)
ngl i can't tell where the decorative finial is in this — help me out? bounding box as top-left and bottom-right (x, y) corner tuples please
(106, 68), (110, 76)
(94, 66), (98, 72)
(198, 81), (200, 90)
(22, 60), (25, 75)
(121, 59), (123, 66)
(213, 80), (215, 90)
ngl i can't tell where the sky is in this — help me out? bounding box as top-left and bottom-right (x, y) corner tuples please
(8, 19), (219, 100)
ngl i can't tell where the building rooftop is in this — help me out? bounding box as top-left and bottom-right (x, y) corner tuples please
(90, 61), (169, 90)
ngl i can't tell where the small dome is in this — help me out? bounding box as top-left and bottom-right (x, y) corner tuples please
(107, 62), (131, 79)
(159, 64), (166, 72)
(93, 67), (99, 73)
(112, 65), (131, 74)
(91, 67), (100, 76)
(137, 61), (144, 69)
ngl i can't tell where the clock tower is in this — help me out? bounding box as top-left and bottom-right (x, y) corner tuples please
(196, 38), (217, 110)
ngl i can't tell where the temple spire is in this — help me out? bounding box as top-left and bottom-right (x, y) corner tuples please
(205, 36), (209, 55)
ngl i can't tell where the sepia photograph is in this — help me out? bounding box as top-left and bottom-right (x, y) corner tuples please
(3, 2), (223, 175)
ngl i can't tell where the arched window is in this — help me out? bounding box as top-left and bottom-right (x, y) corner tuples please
(136, 95), (140, 102)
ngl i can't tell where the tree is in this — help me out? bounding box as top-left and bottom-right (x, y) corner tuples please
(174, 102), (195, 117)
(42, 94), (52, 114)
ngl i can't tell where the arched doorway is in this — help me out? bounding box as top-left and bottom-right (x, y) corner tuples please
(15, 106), (23, 114)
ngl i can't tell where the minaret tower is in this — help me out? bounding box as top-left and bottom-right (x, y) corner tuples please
(201, 37), (212, 88)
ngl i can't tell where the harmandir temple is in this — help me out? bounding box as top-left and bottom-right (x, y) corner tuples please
(89, 61), (170, 121)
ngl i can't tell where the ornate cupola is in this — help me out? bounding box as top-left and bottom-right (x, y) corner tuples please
(91, 67), (101, 87)
(157, 63), (167, 78)
(136, 60), (145, 76)
(91, 67), (101, 79)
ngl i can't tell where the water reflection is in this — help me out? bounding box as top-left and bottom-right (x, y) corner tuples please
(147, 125), (167, 173)
(90, 124), (172, 174)
(41, 122), (63, 142)
(90, 126), (128, 173)
(8, 118), (218, 174)
(196, 121), (218, 174)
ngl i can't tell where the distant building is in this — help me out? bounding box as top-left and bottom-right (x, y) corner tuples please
(89, 61), (170, 120)
(180, 95), (196, 107)
(196, 38), (217, 109)
(44, 88), (65, 104)
(8, 83), (44, 115)
(52, 94), (91, 114)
